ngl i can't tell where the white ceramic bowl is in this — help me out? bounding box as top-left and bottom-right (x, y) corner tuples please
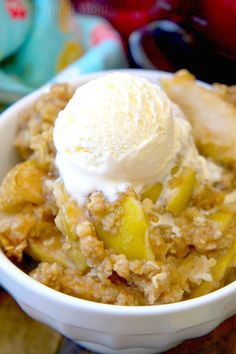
(0, 70), (236, 354)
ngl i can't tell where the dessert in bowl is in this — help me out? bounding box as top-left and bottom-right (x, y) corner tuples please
(0, 69), (236, 353)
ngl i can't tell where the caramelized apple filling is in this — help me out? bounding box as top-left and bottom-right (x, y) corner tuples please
(1, 75), (236, 306)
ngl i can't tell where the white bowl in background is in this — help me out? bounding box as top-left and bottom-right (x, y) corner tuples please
(0, 70), (236, 354)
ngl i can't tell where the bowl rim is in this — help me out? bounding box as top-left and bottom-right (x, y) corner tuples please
(0, 68), (235, 316)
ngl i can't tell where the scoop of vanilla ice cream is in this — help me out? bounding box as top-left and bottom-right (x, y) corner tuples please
(53, 73), (220, 203)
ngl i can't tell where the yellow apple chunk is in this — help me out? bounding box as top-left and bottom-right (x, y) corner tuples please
(191, 238), (236, 298)
(61, 203), (79, 242)
(208, 210), (233, 232)
(27, 234), (87, 271)
(59, 190), (83, 242)
(96, 196), (154, 261)
(166, 167), (196, 216)
(141, 183), (162, 203)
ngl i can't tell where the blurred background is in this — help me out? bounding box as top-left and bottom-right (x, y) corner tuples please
(72, 0), (236, 84)
(0, 0), (235, 105)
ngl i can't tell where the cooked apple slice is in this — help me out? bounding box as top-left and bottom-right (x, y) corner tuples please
(61, 203), (79, 242)
(191, 238), (236, 298)
(67, 246), (88, 271)
(0, 160), (46, 211)
(208, 210), (233, 232)
(56, 188), (85, 242)
(95, 196), (154, 261)
(166, 167), (196, 216)
(141, 183), (162, 203)
(162, 70), (236, 164)
(27, 233), (87, 271)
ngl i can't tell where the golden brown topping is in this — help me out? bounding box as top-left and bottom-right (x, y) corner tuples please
(0, 160), (46, 212)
